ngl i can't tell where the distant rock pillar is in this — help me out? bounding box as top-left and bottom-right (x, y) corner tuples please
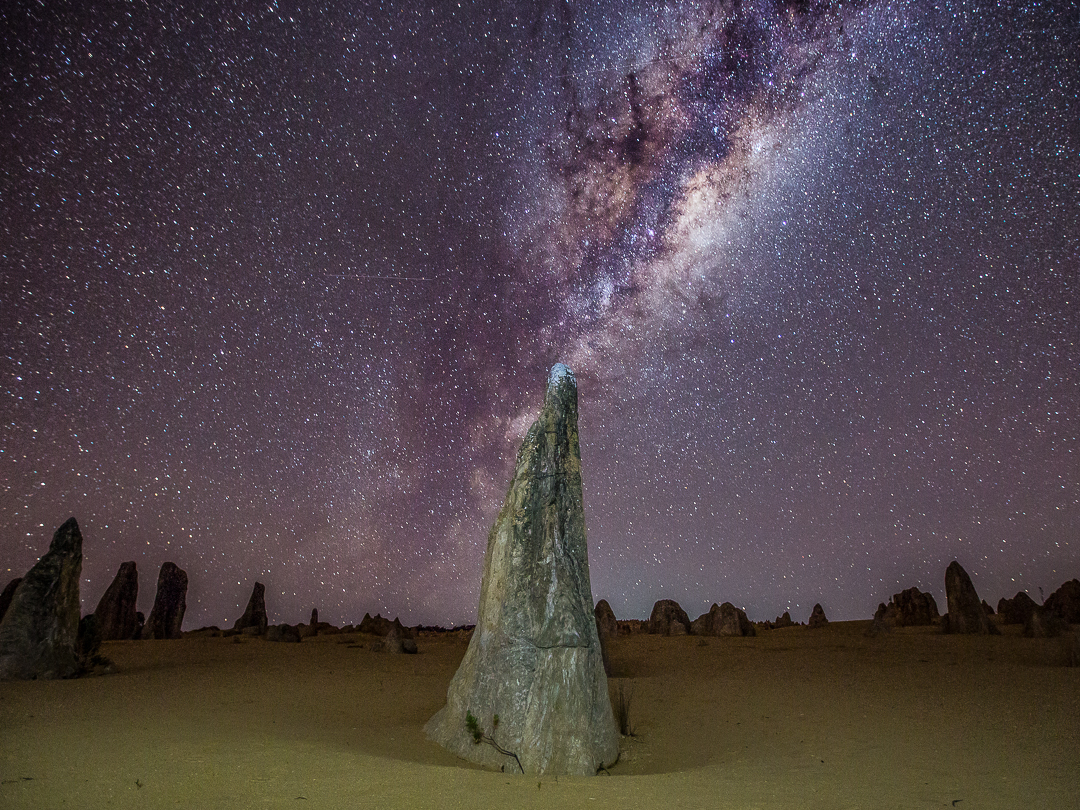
(143, 562), (188, 639)
(94, 561), (139, 640)
(0, 518), (83, 680)
(943, 561), (996, 634)
(425, 364), (618, 776)
(234, 582), (268, 634)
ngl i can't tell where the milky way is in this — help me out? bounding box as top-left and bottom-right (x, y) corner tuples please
(2, 0), (1077, 628)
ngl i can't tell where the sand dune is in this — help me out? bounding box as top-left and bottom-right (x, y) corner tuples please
(1, 621), (1076, 809)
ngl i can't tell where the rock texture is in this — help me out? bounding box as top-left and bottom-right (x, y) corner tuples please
(593, 599), (617, 676)
(425, 364), (617, 776)
(0, 578), (23, 624)
(884, 587), (940, 627)
(808, 603), (829, 628)
(1044, 579), (1080, 624)
(771, 611), (795, 628)
(143, 562), (188, 639)
(649, 599), (691, 636)
(234, 582), (268, 634)
(375, 622), (418, 654)
(359, 613), (405, 636)
(1024, 607), (1069, 639)
(594, 599), (618, 639)
(0, 518), (83, 680)
(691, 603), (756, 637)
(997, 592), (1039, 625)
(94, 562), (139, 641)
(942, 561), (996, 635)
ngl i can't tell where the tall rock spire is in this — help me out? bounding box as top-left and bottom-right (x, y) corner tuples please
(0, 517), (83, 680)
(426, 364), (618, 775)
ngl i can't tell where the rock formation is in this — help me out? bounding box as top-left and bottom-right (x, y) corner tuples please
(594, 599), (618, 639)
(310, 608), (319, 625)
(883, 587), (940, 627)
(425, 364), (618, 776)
(143, 562), (188, 639)
(0, 578), (22, 624)
(649, 599), (691, 635)
(0, 518), (83, 680)
(942, 561), (996, 635)
(77, 613), (102, 664)
(997, 592), (1039, 625)
(1024, 607), (1069, 638)
(691, 602), (756, 637)
(375, 622), (418, 653)
(593, 599), (617, 677)
(771, 611), (795, 628)
(359, 612), (402, 636)
(234, 582), (268, 634)
(1044, 579), (1080, 624)
(94, 561), (139, 641)
(866, 605), (891, 636)
(808, 603), (828, 628)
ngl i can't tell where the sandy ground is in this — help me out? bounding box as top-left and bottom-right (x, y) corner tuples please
(1, 621), (1077, 809)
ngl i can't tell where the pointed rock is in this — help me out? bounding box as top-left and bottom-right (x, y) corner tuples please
(143, 562), (188, 639)
(234, 582), (268, 634)
(425, 364), (617, 776)
(594, 599), (618, 640)
(94, 562), (139, 640)
(0, 518), (83, 680)
(942, 561), (996, 635)
(808, 603), (829, 628)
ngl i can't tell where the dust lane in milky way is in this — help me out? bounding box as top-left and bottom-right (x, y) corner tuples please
(1, 0), (1077, 627)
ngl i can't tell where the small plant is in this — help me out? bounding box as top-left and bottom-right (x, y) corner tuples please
(612, 680), (635, 736)
(465, 710), (523, 773)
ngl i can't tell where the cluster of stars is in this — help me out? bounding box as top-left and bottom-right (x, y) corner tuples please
(1, 0), (1076, 627)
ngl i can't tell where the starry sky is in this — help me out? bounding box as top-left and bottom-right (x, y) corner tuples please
(2, 0), (1077, 629)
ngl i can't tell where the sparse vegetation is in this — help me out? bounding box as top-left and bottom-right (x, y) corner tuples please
(612, 680), (635, 736)
(465, 710), (523, 773)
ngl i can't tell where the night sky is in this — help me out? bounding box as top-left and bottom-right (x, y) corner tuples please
(2, 0), (1077, 629)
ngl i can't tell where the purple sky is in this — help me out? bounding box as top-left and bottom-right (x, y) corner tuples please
(2, 0), (1077, 629)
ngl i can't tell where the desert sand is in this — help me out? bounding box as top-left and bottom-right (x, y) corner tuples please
(1, 621), (1077, 809)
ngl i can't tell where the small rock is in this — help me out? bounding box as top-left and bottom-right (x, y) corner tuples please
(234, 582), (268, 635)
(808, 604), (828, 628)
(771, 611), (795, 628)
(649, 599), (691, 636)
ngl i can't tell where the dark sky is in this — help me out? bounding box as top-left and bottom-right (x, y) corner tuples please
(2, 0), (1077, 629)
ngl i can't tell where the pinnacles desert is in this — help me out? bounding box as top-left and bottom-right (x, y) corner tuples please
(1, 367), (1077, 808)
